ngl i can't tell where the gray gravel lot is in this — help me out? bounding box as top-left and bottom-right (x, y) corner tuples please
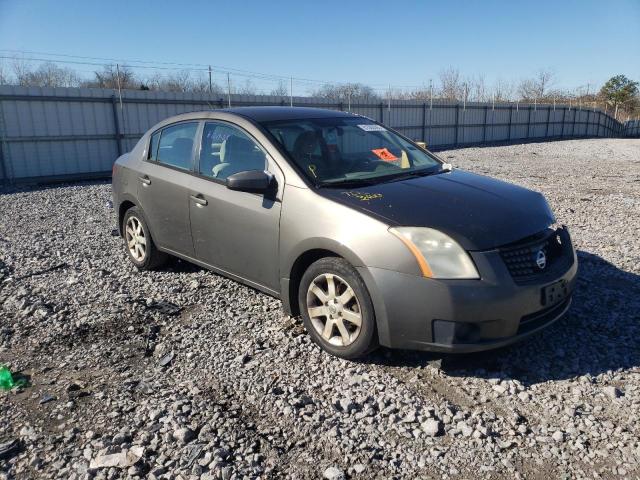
(1, 138), (639, 479)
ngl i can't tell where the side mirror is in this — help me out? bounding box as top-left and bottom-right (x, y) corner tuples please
(226, 170), (274, 193)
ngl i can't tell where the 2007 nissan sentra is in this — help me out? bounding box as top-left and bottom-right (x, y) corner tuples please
(112, 107), (577, 359)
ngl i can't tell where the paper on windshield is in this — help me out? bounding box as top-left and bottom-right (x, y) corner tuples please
(371, 148), (398, 161)
(358, 124), (387, 132)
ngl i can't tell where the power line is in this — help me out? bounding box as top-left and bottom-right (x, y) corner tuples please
(0, 48), (431, 90)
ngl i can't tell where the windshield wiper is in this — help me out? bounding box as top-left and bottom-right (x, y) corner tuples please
(318, 166), (448, 188)
(376, 168), (442, 183)
(318, 177), (382, 188)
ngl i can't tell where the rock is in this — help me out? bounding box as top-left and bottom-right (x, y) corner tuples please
(158, 352), (174, 367)
(552, 431), (565, 442)
(89, 446), (143, 469)
(603, 386), (622, 399)
(173, 427), (195, 444)
(353, 463), (366, 474)
(422, 419), (442, 437)
(323, 466), (346, 480)
(457, 421), (473, 437)
(39, 393), (57, 404)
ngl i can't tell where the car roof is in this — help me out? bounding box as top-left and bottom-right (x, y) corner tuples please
(224, 106), (356, 122)
(176, 106), (355, 123)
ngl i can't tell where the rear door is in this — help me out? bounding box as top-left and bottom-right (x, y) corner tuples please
(137, 121), (200, 256)
(188, 120), (283, 292)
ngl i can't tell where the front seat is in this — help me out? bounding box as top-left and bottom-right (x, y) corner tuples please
(292, 131), (331, 178)
(213, 135), (265, 178)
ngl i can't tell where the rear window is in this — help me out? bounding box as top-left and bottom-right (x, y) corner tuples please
(155, 122), (198, 170)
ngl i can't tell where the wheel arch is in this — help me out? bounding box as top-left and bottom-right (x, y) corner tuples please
(282, 238), (367, 316)
(117, 196), (157, 242)
(118, 199), (136, 236)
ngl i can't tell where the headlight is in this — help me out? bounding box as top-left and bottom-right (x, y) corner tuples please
(389, 227), (479, 279)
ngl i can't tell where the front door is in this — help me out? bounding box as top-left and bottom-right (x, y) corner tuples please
(188, 121), (282, 292)
(137, 121), (199, 256)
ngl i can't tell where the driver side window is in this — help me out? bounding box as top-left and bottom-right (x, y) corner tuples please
(199, 122), (267, 181)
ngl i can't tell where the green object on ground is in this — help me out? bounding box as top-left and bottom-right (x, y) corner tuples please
(0, 365), (25, 390)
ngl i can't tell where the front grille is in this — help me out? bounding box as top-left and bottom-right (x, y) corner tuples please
(499, 228), (573, 284)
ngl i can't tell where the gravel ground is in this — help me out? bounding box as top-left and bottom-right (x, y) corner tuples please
(1, 138), (639, 480)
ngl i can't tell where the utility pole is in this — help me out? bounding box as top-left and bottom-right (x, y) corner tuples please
(290, 77), (293, 107)
(463, 83), (467, 110)
(208, 66), (212, 93)
(115, 63), (126, 136)
(429, 78), (433, 110)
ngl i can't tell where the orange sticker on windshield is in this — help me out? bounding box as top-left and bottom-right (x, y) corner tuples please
(371, 148), (398, 162)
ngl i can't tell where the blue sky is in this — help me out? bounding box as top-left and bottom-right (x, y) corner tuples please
(1, 0), (638, 94)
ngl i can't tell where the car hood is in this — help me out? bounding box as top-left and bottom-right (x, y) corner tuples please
(316, 169), (555, 251)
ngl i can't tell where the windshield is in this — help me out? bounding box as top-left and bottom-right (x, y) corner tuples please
(261, 116), (442, 186)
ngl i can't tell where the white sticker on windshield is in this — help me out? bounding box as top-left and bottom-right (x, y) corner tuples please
(358, 124), (386, 132)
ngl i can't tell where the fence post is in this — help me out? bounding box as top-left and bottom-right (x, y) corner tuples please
(379, 102), (384, 123)
(421, 103), (427, 142)
(454, 104), (460, 146)
(0, 138), (6, 184)
(545, 107), (551, 138)
(482, 105), (488, 143)
(508, 105), (513, 141)
(111, 95), (123, 157)
(526, 106), (532, 139)
(0, 98), (7, 183)
(597, 111), (602, 137)
(586, 110), (591, 137)
(572, 108), (577, 137)
(560, 107), (566, 138)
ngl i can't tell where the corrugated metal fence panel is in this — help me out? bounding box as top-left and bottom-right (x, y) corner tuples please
(0, 85), (627, 182)
(624, 119), (640, 137)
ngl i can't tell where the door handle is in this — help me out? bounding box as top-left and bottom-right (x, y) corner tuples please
(138, 176), (151, 186)
(190, 194), (208, 206)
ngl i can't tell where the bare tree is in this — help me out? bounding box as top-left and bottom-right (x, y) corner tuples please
(0, 61), (9, 85)
(492, 78), (515, 102)
(270, 80), (288, 96)
(466, 74), (488, 102)
(83, 64), (137, 90)
(312, 82), (379, 102)
(236, 79), (257, 95)
(518, 69), (555, 101)
(439, 67), (463, 100)
(10, 61), (79, 87)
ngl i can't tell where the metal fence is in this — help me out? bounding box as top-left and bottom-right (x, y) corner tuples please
(0, 85), (628, 183)
(623, 119), (640, 138)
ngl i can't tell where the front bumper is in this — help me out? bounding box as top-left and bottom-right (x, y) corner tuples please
(358, 231), (578, 353)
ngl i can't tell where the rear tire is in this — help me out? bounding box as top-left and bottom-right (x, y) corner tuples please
(122, 207), (167, 270)
(298, 257), (378, 359)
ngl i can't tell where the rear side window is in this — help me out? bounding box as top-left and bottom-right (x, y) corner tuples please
(155, 122), (199, 170)
(148, 131), (160, 161)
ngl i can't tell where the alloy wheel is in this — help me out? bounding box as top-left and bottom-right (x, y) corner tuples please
(306, 273), (362, 347)
(125, 216), (147, 262)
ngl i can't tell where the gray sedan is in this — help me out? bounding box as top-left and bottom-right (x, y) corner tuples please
(112, 107), (577, 359)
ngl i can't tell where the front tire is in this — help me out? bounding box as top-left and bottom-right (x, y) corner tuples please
(298, 257), (378, 359)
(122, 207), (167, 270)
